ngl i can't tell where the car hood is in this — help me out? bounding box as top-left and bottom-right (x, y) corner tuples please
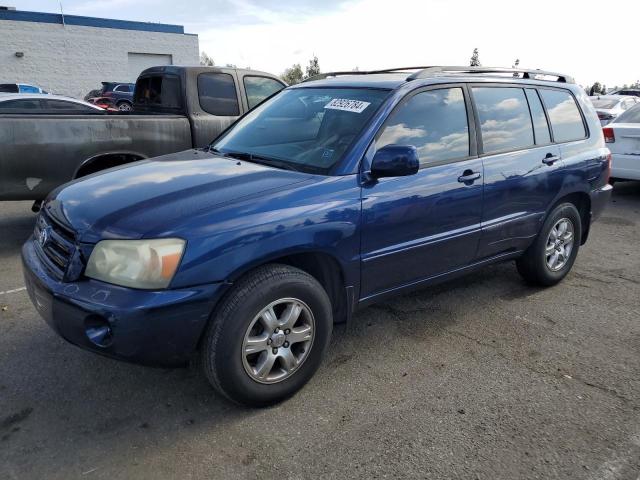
(45, 149), (316, 243)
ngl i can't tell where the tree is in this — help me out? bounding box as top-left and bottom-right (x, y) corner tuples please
(200, 51), (215, 67)
(589, 82), (603, 96)
(601, 84), (607, 94)
(305, 55), (321, 79)
(512, 58), (520, 77)
(470, 48), (481, 67)
(281, 63), (304, 85)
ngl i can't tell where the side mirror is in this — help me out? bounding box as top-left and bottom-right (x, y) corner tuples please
(370, 145), (419, 179)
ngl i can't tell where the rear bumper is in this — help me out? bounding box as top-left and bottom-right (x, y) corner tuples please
(590, 183), (613, 223)
(22, 237), (227, 367)
(611, 153), (640, 181)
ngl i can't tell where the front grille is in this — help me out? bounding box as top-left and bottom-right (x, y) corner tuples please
(34, 212), (76, 279)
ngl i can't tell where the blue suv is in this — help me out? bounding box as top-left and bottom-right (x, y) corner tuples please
(22, 66), (612, 406)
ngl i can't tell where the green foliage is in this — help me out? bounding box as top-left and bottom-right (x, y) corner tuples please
(200, 51), (215, 67)
(281, 63), (304, 85)
(305, 55), (321, 79)
(470, 48), (481, 67)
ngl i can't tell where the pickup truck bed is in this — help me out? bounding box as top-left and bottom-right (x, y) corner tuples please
(0, 66), (285, 201)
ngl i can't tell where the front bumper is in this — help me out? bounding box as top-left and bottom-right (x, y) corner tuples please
(590, 183), (613, 223)
(22, 238), (227, 366)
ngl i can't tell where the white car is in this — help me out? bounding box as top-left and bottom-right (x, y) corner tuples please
(0, 93), (105, 112)
(603, 103), (640, 181)
(589, 95), (640, 125)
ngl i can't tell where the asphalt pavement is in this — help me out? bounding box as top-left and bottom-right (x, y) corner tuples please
(1, 183), (639, 479)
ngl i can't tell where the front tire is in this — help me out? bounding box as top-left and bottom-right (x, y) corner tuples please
(201, 264), (333, 407)
(516, 203), (582, 286)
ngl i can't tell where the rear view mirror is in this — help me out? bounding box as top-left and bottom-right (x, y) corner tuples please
(370, 145), (420, 178)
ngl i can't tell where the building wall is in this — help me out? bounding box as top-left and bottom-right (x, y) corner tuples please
(0, 19), (199, 98)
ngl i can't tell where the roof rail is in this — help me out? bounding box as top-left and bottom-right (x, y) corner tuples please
(406, 66), (575, 84)
(302, 66), (433, 83)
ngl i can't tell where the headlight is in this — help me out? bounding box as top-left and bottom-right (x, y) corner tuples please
(85, 239), (186, 289)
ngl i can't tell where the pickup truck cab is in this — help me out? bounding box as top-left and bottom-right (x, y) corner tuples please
(22, 66), (612, 406)
(0, 66), (285, 201)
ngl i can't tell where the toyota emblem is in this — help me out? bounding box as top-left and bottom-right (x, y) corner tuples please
(38, 227), (50, 247)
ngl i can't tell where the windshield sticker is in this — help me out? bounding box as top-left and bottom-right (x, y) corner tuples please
(324, 98), (370, 113)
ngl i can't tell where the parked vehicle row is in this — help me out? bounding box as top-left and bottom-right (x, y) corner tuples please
(589, 94), (640, 125)
(22, 66), (612, 406)
(0, 66), (286, 202)
(604, 103), (640, 181)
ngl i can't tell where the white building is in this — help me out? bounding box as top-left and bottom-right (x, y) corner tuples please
(0, 7), (199, 98)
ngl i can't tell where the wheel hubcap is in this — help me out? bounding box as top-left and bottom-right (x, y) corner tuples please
(545, 218), (575, 272)
(241, 298), (315, 384)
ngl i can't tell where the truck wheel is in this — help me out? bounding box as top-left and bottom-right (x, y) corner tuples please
(516, 203), (582, 286)
(117, 101), (132, 111)
(201, 264), (332, 407)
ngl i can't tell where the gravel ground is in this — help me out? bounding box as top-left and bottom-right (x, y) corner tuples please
(1, 183), (639, 480)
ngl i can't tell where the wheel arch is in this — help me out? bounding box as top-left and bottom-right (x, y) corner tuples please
(226, 249), (353, 325)
(74, 151), (147, 179)
(549, 191), (591, 244)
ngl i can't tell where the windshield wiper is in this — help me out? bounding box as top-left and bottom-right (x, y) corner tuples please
(221, 151), (302, 172)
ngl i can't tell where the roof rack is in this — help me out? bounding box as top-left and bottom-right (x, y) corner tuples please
(406, 66), (575, 84)
(303, 66), (575, 85)
(302, 66), (433, 83)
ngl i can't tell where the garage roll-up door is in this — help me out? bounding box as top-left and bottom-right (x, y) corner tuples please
(127, 53), (173, 81)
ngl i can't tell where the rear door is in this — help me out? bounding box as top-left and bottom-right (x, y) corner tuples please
(360, 85), (484, 300)
(191, 71), (242, 147)
(472, 85), (563, 259)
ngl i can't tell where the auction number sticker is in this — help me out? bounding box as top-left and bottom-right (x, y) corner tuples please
(324, 98), (370, 113)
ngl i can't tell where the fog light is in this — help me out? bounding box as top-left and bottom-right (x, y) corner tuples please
(84, 315), (113, 348)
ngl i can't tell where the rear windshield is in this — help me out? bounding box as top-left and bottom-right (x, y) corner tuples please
(590, 98), (620, 109)
(613, 104), (640, 124)
(134, 75), (182, 111)
(212, 87), (390, 174)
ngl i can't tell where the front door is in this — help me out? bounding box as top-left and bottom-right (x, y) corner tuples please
(360, 86), (484, 300)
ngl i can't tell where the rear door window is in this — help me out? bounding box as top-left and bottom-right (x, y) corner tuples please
(539, 89), (586, 143)
(376, 87), (470, 166)
(244, 76), (285, 109)
(525, 89), (551, 145)
(198, 73), (240, 116)
(472, 87), (534, 154)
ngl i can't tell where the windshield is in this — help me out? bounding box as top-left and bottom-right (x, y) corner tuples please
(590, 98), (620, 109)
(613, 104), (640, 124)
(211, 87), (390, 174)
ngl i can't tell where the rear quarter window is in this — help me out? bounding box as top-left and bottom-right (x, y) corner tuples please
(539, 89), (587, 143)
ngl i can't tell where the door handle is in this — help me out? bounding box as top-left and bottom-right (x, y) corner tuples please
(457, 171), (481, 183)
(542, 153), (561, 165)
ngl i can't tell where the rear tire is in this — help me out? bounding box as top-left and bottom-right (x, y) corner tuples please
(117, 101), (132, 111)
(516, 203), (582, 286)
(201, 264), (332, 407)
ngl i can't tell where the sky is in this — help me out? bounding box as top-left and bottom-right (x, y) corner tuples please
(13, 0), (640, 88)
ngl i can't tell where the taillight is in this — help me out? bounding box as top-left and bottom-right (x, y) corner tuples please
(603, 127), (615, 143)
